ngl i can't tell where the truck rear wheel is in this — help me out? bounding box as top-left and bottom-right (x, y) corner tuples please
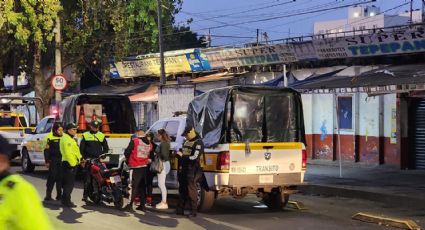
(197, 182), (215, 212)
(263, 190), (289, 210)
(21, 149), (35, 173)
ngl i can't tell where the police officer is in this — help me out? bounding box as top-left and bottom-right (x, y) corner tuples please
(176, 124), (204, 217)
(60, 123), (83, 208)
(44, 122), (64, 201)
(0, 134), (52, 229)
(80, 120), (109, 201)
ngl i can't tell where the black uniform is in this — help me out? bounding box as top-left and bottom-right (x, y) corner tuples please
(176, 136), (204, 215)
(44, 133), (62, 200)
(80, 131), (109, 200)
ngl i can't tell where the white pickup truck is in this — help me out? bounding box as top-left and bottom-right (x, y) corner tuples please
(148, 86), (307, 212)
(20, 93), (137, 172)
(0, 111), (31, 159)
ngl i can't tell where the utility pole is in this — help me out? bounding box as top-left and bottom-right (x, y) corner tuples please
(256, 29), (260, 45)
(208, 29), (212, 47)
(422, 0), (425, 23)
(54, 14), (62, 103)
(410, 0), (414, 24)
(157, 0), (166, 86)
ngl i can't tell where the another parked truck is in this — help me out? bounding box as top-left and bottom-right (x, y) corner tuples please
(148, 86), (307, 211)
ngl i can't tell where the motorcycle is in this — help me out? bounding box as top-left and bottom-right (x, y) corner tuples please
(84, 154), (129, 210)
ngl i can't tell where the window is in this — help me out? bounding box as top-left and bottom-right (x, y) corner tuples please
(338, 97), (353, 130)
(164, 121), (180, 141)
(44, 118), (55, 133)
(35, 118), (48, 134)
(148, 121), (165, 142)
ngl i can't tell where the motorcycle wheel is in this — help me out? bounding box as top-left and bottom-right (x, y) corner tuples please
(112, 185), (124, 210)
(89, 181), (102, 204)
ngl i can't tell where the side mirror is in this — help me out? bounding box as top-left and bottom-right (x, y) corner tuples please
(24, 128), (33, 134)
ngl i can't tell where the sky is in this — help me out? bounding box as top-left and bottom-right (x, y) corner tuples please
(175, 0), (423, 47)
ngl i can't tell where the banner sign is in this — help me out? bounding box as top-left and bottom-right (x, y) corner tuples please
(186, 49), (211, 72)
(313, 25), (425, 59)
(293, 42), (318, 60)
(215, 44), (298, 68)
(114, 54), (191, 78)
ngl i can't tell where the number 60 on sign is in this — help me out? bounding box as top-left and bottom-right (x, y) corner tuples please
(51, 74), (68, 91)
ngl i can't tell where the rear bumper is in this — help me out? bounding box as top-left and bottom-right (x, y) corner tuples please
(204, 171), (305, 191)
(228, 172), (304, 187)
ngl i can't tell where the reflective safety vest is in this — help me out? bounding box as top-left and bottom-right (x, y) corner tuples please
(60, 133), (82, 167)
(44, 132), (62, 163)
(82, 131), (105, 142)
(0, 174), (52, 230)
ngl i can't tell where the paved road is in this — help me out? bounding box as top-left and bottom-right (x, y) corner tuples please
(11, 165), (425, 230)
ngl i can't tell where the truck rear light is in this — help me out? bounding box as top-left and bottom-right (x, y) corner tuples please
(302, 149), (307, 169)
(217, 151), (230, 171)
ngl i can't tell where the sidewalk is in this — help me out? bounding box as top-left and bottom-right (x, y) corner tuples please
(298, 159), (425, 209)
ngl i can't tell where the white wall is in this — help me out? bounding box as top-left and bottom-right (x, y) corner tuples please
(302, 92), (396, 138)
(158, 85), (194, 119)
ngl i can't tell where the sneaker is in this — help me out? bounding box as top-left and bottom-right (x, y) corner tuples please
(155, 202), (168, 210)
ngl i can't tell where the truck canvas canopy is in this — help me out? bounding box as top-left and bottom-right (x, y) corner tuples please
(187, 86), (306, 148)
(60, 94), (136, 133)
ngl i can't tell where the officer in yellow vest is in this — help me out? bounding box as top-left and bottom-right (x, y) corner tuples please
(0, 134), (53, 229)
(43, 122), (64, 201)
(60, 123), (82, 208)
(80, 120), (109, 201)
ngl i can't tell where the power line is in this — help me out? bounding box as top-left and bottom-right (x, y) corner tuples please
(195, 0), (376, 31)
(180, 0), (297, 23)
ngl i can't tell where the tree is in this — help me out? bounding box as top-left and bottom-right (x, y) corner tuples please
(0, 0), (61, 115)
(164, 25), (207, 51)
(60, 0), (183, 79)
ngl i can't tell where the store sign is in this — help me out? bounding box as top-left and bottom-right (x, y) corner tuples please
(313, 25), (425, 59)
(114, 54), (191, 78)
(293, 42), (318, 60)
(186, 49), (211, 72)
(217, 44), (298, 68)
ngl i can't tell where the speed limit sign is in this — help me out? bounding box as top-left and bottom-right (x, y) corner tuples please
(51, 74), (68, 91)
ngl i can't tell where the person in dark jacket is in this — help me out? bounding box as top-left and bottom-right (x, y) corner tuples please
(80, 120), (109, 202)
(176, 124), (204, 217)
(123, 133), (152, 212)
(145, 131), (156, 207)
(43, 122), (64, 201)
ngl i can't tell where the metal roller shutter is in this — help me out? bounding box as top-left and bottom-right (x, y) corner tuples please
(413, 99), (425, 169)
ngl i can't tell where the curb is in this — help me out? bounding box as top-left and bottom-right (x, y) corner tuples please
(298, 184), (425, 209)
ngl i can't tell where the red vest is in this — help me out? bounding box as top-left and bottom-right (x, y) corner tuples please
(128, 137), (151, 168)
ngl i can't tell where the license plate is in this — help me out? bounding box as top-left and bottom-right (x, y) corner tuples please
(110, 175), (121, 184)
(259, 175), (273, 184)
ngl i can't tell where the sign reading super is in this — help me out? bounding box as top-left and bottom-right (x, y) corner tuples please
(314, 25), (425, 59)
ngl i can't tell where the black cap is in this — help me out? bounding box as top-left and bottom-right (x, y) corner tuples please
(90, 120), (100, 128)
(0, 134), (13, 159)
(65, 122), (78, 130)
(52, 122), (63, 132)
(181, 123), (193, 136)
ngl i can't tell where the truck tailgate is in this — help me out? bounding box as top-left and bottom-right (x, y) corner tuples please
(228, 142), (305, 186)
